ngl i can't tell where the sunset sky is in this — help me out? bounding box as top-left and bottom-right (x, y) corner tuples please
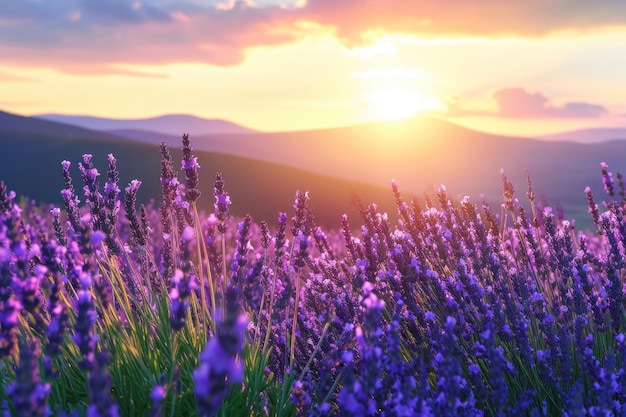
(2, 0), (626, 136)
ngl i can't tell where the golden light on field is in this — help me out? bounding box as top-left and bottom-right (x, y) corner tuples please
(365, 88), (445, 121)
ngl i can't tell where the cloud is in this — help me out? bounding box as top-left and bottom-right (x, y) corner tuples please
(0, 0), (298, 72)
(0, 70), (38, 82)
(492, 87), (607, 118)
(2, 0), (626, 71)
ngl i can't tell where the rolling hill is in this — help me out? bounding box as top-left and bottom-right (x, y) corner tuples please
(538, 127), (626, 144)
(67, 115), (626, 230)
(35, 113), (256, 136)
(0, 111), (396, 228)
(6, 109), (626, 230)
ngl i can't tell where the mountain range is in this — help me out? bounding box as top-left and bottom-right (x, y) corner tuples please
(539, 128), (626, 144)
(3, 109), (626, 230)
(35, 113), (256, 136)
(0, 110), (396, 228)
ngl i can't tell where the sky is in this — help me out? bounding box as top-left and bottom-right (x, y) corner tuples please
(2, 0), (626, 135)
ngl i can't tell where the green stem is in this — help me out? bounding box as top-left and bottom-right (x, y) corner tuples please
(289, 268), (301, 369)
(221, 232), (227, 316)
(168, 335), (179, 417)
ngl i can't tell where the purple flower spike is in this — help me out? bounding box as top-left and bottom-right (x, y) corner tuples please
(194, 286), (247, 417)
(149, 384), (167, 417)
(600, 162), (615, 198)
(124, 180), (147, 246)
(104, 154), (121, 223)
(0, 296), (22, 358)
(500, 169), (516, 212)
(73, 290), (98, 371)
(60, 162), (82, 233)
(79, 154), (99, 183)
(169, 269), (199, 331)
(151, 385), (166, 403)
(181, 134), (201, 202)
(86, 349), (121, 417)
(8, 338), (50, 417)
(214, 173), (231, 233)
(0, 181), (13, 214)
(182, 156), (200, 171)
(231, 215), (252, 285)
(293, 230), (310, 269)
(274, 212), (288, 259)
(260, 220), (270, 250)
(291, 190), (311, 237)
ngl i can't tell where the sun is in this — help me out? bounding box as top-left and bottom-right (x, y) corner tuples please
(366, 89), (444, 121)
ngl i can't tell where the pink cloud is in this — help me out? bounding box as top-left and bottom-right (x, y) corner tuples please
(0, 70), (38, 82)
(1, 0), (626, 72)
(444, 87), (608, 119)
(493, 88), (607, 118)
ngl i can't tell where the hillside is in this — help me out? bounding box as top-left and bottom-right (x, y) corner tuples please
(0, 111), (396, 228)
(0, 110), (129, 143)
(35, 113), (256, 136)
(103, 117), (626, 229)
(8, 110), (626, 230)
(539, 127), (626, 144)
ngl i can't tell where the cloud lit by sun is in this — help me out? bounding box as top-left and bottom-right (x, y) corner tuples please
(365, 89), (445, 121)
(1, 0), (625, 134)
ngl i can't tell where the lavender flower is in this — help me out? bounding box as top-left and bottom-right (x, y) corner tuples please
(78, 153), (105, 231)
(124, 179), (147, 246)
(214, 172), (231, 233)
(104, 153), (121, 223)
(429, 316), (481, 416)
(293, 230), (310, 269)
(0, 181), (13, 215)
(600, 162), (615, 199)
(60, 160), (82, 233)
(149, 384), (167, 417)
(194, 287), (248, 417)
(169, 269), (199, 331)
(338, 282), (386, 416)
(584, 186), (601, 229)
(159, 142), (178, 204)
(181, 134), (201, 202)
(231, 214), (252, 286)
(291, 190), (311, 237)
(500, 168), (516, 213)
(86, 349), (121, 417)
(51, 207), (67, 246)
(8, 338), (49, 417)
(260, 220), (270, 251)
(290, 379), (312, 415)
(274, 212), (288, 260)
(74, 289), (98, 370)
(0, 247), (21, 358)
(99, 154), (122, 255)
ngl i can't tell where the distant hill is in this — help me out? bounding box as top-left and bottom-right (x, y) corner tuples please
(112, 117), (625, 231)
(34, 113), (256, 136)
(4, 109), (626, 231)
(103, 129), (184, 149)
(0, 110), (395, 228)
(538, 127), (626, 144)
(0, 110), (129, 143)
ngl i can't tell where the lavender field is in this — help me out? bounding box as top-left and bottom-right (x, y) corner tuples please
(0, 134), (625, 416)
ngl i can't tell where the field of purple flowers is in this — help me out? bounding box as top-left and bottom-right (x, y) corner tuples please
(0, 133), (625, 416)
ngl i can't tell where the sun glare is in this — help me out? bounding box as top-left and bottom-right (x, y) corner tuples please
(366, 89), (444, 121)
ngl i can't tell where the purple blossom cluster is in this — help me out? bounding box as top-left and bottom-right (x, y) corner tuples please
(0, 134), (626, 416)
